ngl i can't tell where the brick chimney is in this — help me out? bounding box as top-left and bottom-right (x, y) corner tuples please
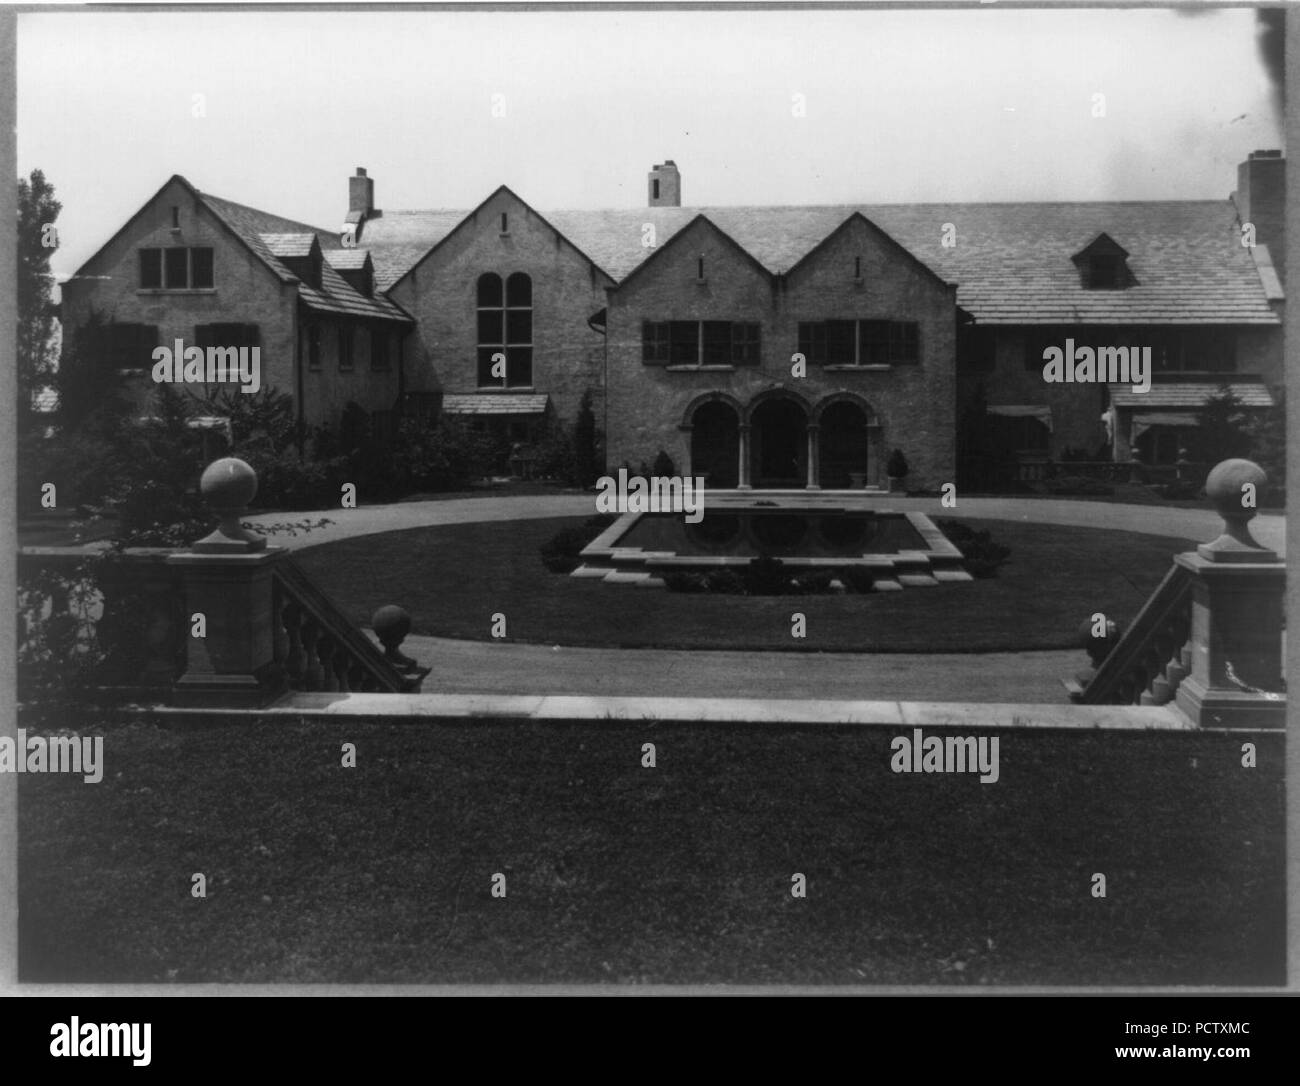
(648, 161), (681, 207)
(347, 167), (375, 227)
(1235, 150), (1285, 274)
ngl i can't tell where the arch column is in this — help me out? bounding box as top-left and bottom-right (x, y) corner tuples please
(805, 424), (820, 490)
(738, 424), (752, 489)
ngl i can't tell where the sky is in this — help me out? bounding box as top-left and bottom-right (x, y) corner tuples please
(16, 6), (1286, 284)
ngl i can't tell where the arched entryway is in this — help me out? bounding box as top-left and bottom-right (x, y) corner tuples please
(750, 396), (808, 488)
(688, 398), (740, 488)
(817, 400), (872, 489)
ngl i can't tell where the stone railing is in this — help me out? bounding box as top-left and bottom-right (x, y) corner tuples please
(1065, 459), (1285, 729)
(167, 457), (429, 707)
(18, 458), (428, 710)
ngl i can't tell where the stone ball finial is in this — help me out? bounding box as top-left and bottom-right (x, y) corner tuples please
(193, 457), (266, 552)
(372, 605), (419, 671)
(1200, 458), (1274, 562)
(1077, 615), (1118, 666)
(201, 457), (259, 510)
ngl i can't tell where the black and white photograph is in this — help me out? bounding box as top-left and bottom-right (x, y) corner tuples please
(3, 0), (1296, 1034)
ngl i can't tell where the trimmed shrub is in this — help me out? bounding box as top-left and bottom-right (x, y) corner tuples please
(790, 570), (838, 594)
(539, 515), (617, 574)
(651, 449), (676, 477)
(838, 566), (876, 594)
(743, 555), (792, 595)
(938, 518), (1012, 579)
(704, 569), (747, 595)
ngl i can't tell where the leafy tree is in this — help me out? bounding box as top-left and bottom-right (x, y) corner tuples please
(17, 169), (62, 434)
(1244, 384), (1286, 503)
(54, 309), (130, 432)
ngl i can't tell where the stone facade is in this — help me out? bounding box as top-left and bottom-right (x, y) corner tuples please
(386, 187), (612, 431)
(605, 214), (957, 490)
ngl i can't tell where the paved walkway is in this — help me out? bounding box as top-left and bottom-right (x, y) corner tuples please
(252, 493), (1286, 556)
(247, 493), (1285, 705)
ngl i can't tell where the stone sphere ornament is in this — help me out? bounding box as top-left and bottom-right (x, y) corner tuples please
(193, 457), (267, 552)
(1199, 458), (1274, 562)
(372, 605), (419, 670)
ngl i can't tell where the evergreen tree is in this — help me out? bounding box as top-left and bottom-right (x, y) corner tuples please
(17, 169), (62, 434)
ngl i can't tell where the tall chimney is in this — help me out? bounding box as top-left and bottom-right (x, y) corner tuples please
(347, 167), (374, 226)
(1235, 150), (1285, 274)
(648, 161), (681, 207)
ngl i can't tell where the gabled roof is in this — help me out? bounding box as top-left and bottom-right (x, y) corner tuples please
(359, 198), (1280, 325)
(613, 213), (775, 292)
(323, 248), (373, 271)
(368, 186), (618, 296)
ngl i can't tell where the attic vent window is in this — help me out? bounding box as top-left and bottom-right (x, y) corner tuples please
(652, 179), (660, 200)
(171, 206), (180, 230)
(697, 257), (705, 281)
(854, 256), (862, 280)
(500, 213), (508, 234)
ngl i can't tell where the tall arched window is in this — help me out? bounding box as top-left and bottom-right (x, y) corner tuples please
(476, 272), (533, 388)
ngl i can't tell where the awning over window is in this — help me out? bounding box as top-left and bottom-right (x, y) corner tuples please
(986, 404), (1053, 431)
(441, 393), (549, 416)
(1131, 412), (1200, 440)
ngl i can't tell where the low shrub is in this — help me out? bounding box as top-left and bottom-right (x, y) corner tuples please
(938, 518), (1012, 579)
(838, 567), (876, 594)
(703, 569), (746, 595)
(539, 515), (617, 574)
(743, 555), (792, 595)
(1045, 474), (1114, 497)
(663, 571), (709, 593)
(789, 571), (838, 594)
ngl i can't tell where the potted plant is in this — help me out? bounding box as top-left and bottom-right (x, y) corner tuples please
(886, 448), (909, 492)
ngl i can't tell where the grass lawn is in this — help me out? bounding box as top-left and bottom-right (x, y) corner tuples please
(19, 718), (1284, 986)
(294, 517), (1196, 653)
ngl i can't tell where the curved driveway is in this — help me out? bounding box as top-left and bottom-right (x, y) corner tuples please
(248, 494), (1285, 703)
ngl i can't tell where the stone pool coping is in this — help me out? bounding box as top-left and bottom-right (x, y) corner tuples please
(577, 491), (970, 588)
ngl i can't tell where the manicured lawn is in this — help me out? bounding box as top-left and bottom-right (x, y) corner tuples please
(294, 517), (1196, 653)
(19, 718), (1284, 985)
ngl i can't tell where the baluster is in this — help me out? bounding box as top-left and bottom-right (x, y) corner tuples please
(283, 601), (305, 686)
(331, 646), (351, 693)
(302, 616), (324, 690)
(317, 635), (338, 692)
(271, 581), (289, 666)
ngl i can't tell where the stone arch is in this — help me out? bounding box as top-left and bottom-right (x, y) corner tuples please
(747, 390), (811, 489)
(814, 393), (881, 489)
(682, 392), (743, 487)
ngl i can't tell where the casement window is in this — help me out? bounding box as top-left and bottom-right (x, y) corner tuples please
(339, 326), (354, 372)
(641, 320), (761, 366)
(798, 320), (919, 366)
(370, 327), (390, 372)
(103, 323), (159, 370)
(476, 272), (532, 387)
(195, 323), (259, 351)
(140, 246), (214, 290)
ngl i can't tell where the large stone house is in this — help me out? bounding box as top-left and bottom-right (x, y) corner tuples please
(63, 152), (1285, 490)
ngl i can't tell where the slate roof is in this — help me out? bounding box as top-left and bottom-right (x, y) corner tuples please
(360, 200), (1280, 326)
(357, 210), (469, 290)
(441, 393), (549, 415)
(1109, 382), (1277, 409)
(323, 249), (372, 271)
(259, 233), (318, 259)
(198, 190), (409, 324)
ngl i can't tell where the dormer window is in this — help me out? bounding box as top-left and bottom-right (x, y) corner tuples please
(1072, 232), (1136, 290)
